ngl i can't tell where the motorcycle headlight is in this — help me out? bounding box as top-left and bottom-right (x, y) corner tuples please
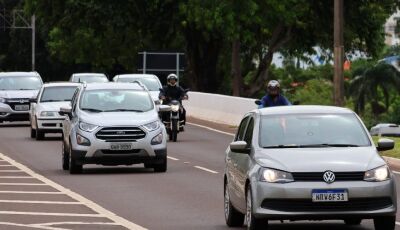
(40, 111), (56, 117)
(143, 120), (160, 132)
(79, 121), (99, 132)
(364, 165), (390, 182)
(259, 168), (294, 183)
(170, 104), (179, 112)
(0, 98), (6, 103)
(151, 132), (164, 145)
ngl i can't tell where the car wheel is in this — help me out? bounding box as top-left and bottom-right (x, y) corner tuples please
(69, 147), (82, 174)
(344, 218), (362, 225)
(246, 187), (268, 230)
(153, 156), (167, 173)
(62, 141), (69, 170)
(374, 216), (395, 230)
(35, 129), (44, 140)
(30, 126), (36, 138)
(224, 182), (245, 227)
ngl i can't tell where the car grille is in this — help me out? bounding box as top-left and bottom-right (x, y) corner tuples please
(292, 172), (365, 181)
(261, 197), (393, 212)
(6, 99), (30, 110)
(95, 127), (146, 142)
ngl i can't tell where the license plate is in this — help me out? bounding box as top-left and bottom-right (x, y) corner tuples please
(14, 104), (29, 111)
(312, 189), (348, 202)
(110, 143), (132, 151)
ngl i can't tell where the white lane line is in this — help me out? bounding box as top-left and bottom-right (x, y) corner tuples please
(0, 200), (81, 205)
(0, 183), (46, 186)
(0, 152), (147, 230)
(34, 222), (119, 227)
(187, 122), (235, 137)
(392, 171), (400, 175)
(0, 191), (62, 194)
(396, 221), (400, 226)
(0, 169), (22, 172)
(0, 176), (33, 178)
(0, 165), (14, 167)
(0, 211), (103, 217)
(167, 156), (179, 161)
(0, 222), (63, 230)
(194, 166), (219, 174)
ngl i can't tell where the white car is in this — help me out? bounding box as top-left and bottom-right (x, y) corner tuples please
(30, 82), (80, 140)
(113, 74), (162, 102)
(69, 73), (109, 83)
(370, 123), (400, 137)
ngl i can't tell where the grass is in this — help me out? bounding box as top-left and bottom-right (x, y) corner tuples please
(372, 136), (400, 159)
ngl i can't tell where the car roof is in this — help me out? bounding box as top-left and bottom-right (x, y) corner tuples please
(115, 74), (157, 79)
(82, 82), (146, 91)
(43, 82), (81, 87)
(72, 73), (106, 77)
(0, 72), (41, 77)
(256, 105), (355, 116)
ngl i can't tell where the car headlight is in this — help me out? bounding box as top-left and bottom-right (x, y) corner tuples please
(259, 168), (294, 183)
(79, 121), (99, 132)
(76, 133), (91, 146)
(143, 120), (160, 132)
(151, 132), (164, 145)
(0, 98), (6, 103)
(40, 111), (56, 117)
(364, 165), (390, 182)
(170, 104), (179, 112)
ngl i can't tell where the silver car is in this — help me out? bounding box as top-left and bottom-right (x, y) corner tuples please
(60, 82), (168, 174)
(112, 74), (162, 102)
(29, 82), (80, 140)
(224, 105), (396, 230)
(69, 73), (109, 83)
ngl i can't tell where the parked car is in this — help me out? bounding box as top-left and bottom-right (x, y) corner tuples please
(224, 105), (396, 230)
(113, 74), (162, 102)
(0, 72), (43, 122)
(370, 123), (400, 137)
(69, 73), (109, 83)
(60, 82), (169, 174)
(29, 82), (80, 140)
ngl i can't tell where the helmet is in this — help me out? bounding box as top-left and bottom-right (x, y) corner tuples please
(267, 80), (280, 89)
(167, 73), (178, 86)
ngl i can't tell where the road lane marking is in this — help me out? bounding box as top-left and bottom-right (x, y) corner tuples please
(0, 211), (103, 217)
(0, 222), (61, 230)
(0, 200), (81, 204)
(0, 169), (22, 172)
(167, 156), (179, 161)
(0, 191), (63, 194)
(187, 122), (235, 137)
(0, 176), (33, 178)
(396, 221), (400, 226)
(34, 221), (119, 227)
(0, 165), (14, 167)
(194, 166), (219, 174)
(393, 171), (400, 175)
(0, 152), (147, 230)
(0, 183), (46, 186)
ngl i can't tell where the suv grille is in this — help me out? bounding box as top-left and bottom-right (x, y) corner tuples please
(6, 99), (30, 111)
(292, 172), (365, 181)
(96, 127), (146, 142)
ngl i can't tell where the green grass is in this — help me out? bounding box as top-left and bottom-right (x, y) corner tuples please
(372, 136), (400, 159)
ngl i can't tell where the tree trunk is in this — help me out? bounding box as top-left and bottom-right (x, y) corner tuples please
(231, 39), (242, 96)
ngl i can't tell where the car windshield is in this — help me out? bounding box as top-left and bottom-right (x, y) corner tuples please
(40, 86), (77, 102)
(260, 113), (371, 148)
(73, 75), (108, 83)
(117, 77), (161, 91)
(80, 89), (153, 112)
(0, 76), (42, 90)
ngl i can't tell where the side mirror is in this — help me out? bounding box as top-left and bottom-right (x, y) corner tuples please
(154, 100), (161, 105)
(377, 138), (395, 151)
(29, 97), (37, 103)
(59, 106), (72, 117)
(230, 141), (250, 154)
(158, 105), (171, 112)
(255, 100), (262, 106)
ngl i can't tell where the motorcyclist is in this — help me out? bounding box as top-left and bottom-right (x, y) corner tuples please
(259, 80), (291, 108)
(159, 73), (188, 128)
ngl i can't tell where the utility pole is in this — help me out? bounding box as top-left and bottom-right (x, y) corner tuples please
(333, 0), (344, 106)
(31, 15), (35, 71)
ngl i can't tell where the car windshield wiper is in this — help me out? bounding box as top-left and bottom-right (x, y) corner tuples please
(103, 109), (144, 112)
(316, 143), (360, 147)
(81, 108), (103, 112)
(263, 144), (360, 148)
(263, 145), (303, 148)
(17, 88), (35, 90)
(41, 100), (61, 102)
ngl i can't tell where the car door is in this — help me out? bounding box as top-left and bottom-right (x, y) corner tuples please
(63, 88), (79, 147)
(227, 115), (250, 210)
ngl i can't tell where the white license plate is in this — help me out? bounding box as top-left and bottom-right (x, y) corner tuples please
(110, 143), (132, 151)
(312, 189), (348, 202)
(14, 105), (29, 111)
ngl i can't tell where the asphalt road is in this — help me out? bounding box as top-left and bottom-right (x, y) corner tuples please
(0, 121), (399, 230)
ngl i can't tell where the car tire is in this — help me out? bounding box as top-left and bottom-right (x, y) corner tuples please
(30, 126), (36, 138)
(35, 129), (44, 140)
(344, 218), (362, 225)
(153, 156), (167, 173)
(224, 182), (245, 227)
(69, 147), (82, 174)
(374, 216), (395, 230)
(246, 187), (268, 230)
(62, 141), (69, 170)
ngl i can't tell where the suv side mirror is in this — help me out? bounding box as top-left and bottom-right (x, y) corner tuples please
(230, 141), (250, 154)
(59, 106), (72, 117)
(377, 138), (395, 151)
(29, 97), (37, 103)
(255, 100), (262, 106)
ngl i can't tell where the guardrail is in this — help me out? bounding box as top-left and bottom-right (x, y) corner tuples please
(183, 92), (257, 126)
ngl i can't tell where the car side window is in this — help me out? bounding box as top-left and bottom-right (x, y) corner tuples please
(235, 116), (250, 141)
(244, 117), (254, 147)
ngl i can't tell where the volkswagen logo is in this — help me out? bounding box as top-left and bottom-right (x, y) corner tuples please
(323, 171), (335, 184)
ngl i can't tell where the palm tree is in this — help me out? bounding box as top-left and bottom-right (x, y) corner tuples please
(349, 63), (400, 115)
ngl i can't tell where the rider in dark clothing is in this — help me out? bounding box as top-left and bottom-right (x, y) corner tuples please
(259, 80), (291, 108)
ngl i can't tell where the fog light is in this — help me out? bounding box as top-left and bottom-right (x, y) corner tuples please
(151, 132), (163, 145)
(76, 134), (90, 146)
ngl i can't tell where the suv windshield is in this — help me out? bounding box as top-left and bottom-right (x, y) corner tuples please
(80, 89), (153, 112)
(260, 113), (371, 148)
(117, 77), (161, 91)
(0, 76), (42, 90)
(40, 86), (78, 102)
(73, 75), (108, 83)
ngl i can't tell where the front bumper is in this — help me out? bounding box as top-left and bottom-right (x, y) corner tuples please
(37, 118), (64, 132)
(252, 179), (397, 220)
(0, 103), (30, 121)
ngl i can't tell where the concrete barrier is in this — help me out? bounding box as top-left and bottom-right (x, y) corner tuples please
(183, 92), (257, 126)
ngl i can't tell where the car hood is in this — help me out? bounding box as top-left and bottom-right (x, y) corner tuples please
(38, 102), (71, 112)
(80, 110), (159, 126)
(0, 90), (38, 99)
(255, 147), (385, 172)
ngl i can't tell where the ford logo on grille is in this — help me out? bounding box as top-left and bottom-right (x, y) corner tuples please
(323, 171), (335, 184)
(116, 131), (125, 135)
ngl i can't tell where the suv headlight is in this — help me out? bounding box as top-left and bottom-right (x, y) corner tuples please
(364, 165), (390, 182)
(40, 111), (56, 117)
(143, 120), (160, 132)
(79, 121), (99, 132)
(170, 104), (179, 112)
(0, 98), (6, 103)
(259, 168), (294, 183)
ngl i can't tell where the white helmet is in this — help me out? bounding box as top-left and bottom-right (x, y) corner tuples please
(267, 80), (280, 88)
(167, 74), (178, 86)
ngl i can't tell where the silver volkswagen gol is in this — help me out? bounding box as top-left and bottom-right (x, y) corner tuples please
(224, 105), (396, 230)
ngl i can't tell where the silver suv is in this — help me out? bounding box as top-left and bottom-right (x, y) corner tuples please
(60, 82), (168, 174)
(69, 73), (109, 83)
(0, 72), (43, 122)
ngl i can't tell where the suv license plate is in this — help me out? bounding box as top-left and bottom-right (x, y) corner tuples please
(312, 189), (348, 202)
(14, 105), (29, 111)
(110, 143), (132, 151)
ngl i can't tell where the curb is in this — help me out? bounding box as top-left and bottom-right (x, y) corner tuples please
(383, 156), (400, 172)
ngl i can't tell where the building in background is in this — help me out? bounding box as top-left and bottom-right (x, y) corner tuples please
(385, 10), (400, 46)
